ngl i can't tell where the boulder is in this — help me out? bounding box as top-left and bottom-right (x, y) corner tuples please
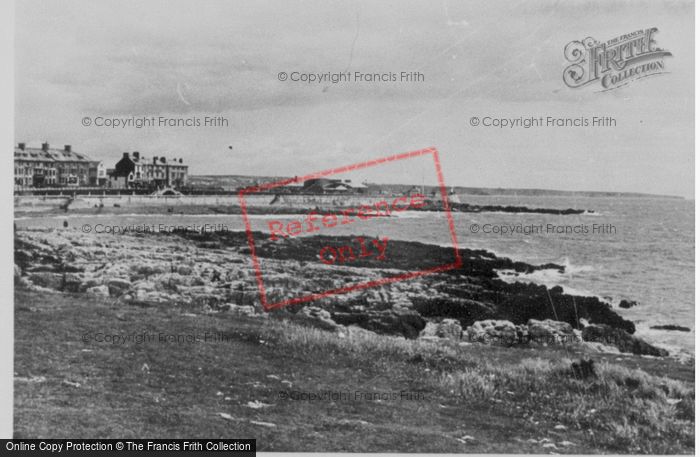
(527, 319), (579, 344)
(332, 308), (426, 339)
(132, 280), (157, 292)
(106, 278), (131, 296)
(27, 272), (63, 290)
(419, 322), (439, 339)
(134, 288), (148, 301)
(62, 273), (82, 293)
(86, 285), (110, 297)
(159, 273), (198, 288)
(131, 264), (166, 277)
(515, 324), (528, 343)
(190, 293), (223, 308)
(619, 299), (638, 309)
(293, 306), (340, 332)
(380, 307), (426, 339)
(465, 320), (517, 345)
(582, 323), (669, 357)
(436, 318), (462, 341)
(226, 290), (259, 307)
(176, 265), (194, 276)
(229, 304), (257, 317)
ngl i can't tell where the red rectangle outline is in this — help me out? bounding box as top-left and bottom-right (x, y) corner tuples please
(238, 147), (462, 311)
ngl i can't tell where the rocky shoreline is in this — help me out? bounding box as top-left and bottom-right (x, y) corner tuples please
(421, 200), (588, 215)
(14, 227), (669, 357)
(15, 194), (589, 217)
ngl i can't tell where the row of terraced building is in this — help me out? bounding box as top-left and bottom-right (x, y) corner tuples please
(14, 142), (188, 189)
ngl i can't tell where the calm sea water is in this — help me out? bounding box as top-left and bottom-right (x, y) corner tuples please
(16, 195), (694, 355)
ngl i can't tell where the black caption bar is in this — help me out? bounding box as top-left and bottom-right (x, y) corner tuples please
(2, 440), (255, 456)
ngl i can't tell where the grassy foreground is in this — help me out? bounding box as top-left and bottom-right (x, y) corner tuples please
(14, 288), (694, 453)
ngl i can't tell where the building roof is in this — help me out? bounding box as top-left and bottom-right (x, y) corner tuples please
(15, 147), (91, 163)
(303, 180), (353, 193)
(302, 178), (366, 190)
(130, 154), (187, 166)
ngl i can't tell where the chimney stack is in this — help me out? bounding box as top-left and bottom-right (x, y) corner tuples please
(153, 157), (157, 164)
(123, 152), (130, 159)
(179, 158), (183, 163)
(64, 145), (71, 152)
(160, 156), (166, 163)
(133, 151), (140, 160)
(17, 143), (25, 151)
(41, 142), (49, 152)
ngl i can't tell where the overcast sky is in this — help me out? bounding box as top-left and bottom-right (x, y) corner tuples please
(15, 0), (694, 197)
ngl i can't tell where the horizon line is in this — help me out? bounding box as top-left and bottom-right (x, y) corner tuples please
(190, 174), (690, 200)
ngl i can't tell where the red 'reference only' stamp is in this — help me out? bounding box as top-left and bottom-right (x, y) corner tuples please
(238, 147), (462, 311)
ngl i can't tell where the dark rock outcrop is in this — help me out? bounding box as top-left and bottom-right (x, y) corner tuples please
(650, 325), (691, 332)
(27, 272), (63, 290)
(419, 200), (586, 215)
(619, 299), (638, 309)
(15, 229), (659, 355)
(412, 297), (497, 323)
(477, 280), (635, 335)
(292, 306), (341, 332)
(332, 308), (426, 339)
(582, 324), (669, 357)
(174, 230), (637, 336)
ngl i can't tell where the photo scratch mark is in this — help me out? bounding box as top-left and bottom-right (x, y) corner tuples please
(176, 82), (191, 105)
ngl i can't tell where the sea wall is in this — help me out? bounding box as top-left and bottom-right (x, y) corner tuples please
(14, 193), (400, 211)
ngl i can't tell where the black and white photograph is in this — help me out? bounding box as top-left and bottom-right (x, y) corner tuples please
(5, 0), (696, 454)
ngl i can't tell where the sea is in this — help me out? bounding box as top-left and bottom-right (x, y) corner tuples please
(15, 195), (694, 356)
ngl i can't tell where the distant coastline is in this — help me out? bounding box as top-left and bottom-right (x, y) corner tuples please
(188, 175), (687, 200)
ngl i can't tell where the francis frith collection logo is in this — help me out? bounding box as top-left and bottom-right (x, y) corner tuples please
(563, 28), (672, 91)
